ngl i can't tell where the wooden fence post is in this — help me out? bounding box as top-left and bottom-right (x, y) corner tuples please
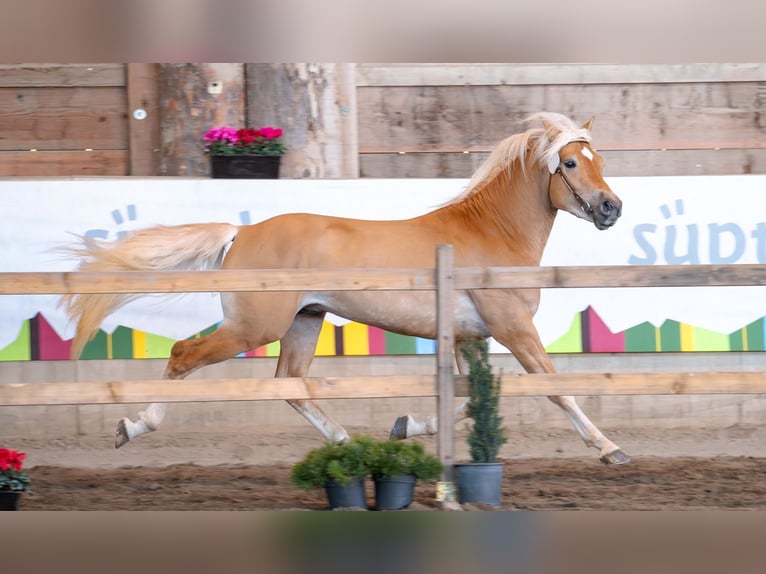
(436, 244), (455, 488)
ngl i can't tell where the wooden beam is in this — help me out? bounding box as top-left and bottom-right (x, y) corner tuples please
(356, 64), (766, 86)
(360, 149), (766, 178)
(126, 64), (160, 175)
(0, 86), (128, 150)
(3, 264), (766, 295)
(4, 371), (766, 406)
(357, 83), (766, 152)
(0, 375), (440, 406)
(0, 64), (126, 87)
(0, 268), (438, 295)
(0, 150), (128, 176)
(492, 372), (766, 397)
(436, 244), (455, 482)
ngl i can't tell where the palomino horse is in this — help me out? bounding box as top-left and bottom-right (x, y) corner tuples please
(62, 112), (628, 465)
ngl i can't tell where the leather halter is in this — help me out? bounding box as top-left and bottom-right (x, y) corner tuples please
(549, 138), (594, 216)
(554, 165), (593, 216)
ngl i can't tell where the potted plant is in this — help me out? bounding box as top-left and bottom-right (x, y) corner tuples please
(0, 447), (30, 511)
(202, 126), (287, 179)
(290, 435), (374, 509)
(366, 438), (442, 510)
(454, 339), (508, 507)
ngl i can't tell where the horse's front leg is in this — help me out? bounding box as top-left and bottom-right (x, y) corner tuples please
(546, 395), (630, 465)
(489, 313), (630, 466)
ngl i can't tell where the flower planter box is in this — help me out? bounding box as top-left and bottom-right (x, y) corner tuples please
(0, 490), (21, 511)
(210, 155), (281, 179)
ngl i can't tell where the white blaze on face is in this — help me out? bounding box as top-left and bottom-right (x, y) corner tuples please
(581, 147), (594, 161)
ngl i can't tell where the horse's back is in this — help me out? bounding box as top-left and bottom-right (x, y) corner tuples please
(224, 212), (442, 270)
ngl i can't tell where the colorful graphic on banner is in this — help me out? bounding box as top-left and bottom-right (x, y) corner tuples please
(1, 307), (761, 361)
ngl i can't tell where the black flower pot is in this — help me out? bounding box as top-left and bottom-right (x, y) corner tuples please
(373, 474), (417, 510)
(324, 477), (367, 510)
(210, 155), (281, 179)
(454, 462), (503, 507)
(0, 491), (21, 511)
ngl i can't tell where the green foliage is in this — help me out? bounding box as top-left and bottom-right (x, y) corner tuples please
(461, 339), (508, 463)
(0, 468), (30, 492)
(366, 439), (442, 481)
(290, 435), (443, 490)
(290, 435), (375, 490)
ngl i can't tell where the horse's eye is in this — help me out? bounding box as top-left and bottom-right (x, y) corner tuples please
(564, 160), (577, 169)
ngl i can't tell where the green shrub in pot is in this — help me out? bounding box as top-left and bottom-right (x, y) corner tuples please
(366, 438), (442, 480)
(290, 435), (375, 490)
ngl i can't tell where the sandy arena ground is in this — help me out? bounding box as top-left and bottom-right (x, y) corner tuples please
(9, 424), (766, 510)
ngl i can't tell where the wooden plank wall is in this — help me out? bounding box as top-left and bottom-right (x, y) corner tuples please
(1, 63), (763, 178)
(0, 64), (130, 176)
(356, 64), (766, 177)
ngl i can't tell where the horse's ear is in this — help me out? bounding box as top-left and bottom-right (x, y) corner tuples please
(541, 118), (559, 139)
(582, 116), (595, 131)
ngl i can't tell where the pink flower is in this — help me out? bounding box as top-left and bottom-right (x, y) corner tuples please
(259, 127), (283, 139)
(0, 448), (25, 471)
(203, 127), (239, 143)
(202, 125), (286, 156)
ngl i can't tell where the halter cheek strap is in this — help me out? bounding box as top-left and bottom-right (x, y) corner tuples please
(548, 138), (594, 216)
(554, 165), (593, 216)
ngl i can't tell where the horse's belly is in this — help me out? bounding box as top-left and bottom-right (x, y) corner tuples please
(307, 291), (489, 339)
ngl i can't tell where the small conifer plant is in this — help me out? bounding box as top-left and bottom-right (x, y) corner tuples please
(461, 339), (507, 463)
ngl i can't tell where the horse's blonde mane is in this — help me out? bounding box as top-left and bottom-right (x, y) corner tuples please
(445, 112), (592, 205)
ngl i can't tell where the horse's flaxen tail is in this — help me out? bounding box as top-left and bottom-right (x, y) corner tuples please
(60, 222), (239, 359)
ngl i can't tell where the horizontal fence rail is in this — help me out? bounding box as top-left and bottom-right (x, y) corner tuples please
(3, 263), (766, 295)
(3, 372), (766, 406)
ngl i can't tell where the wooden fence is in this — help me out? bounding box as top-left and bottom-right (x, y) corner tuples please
(3, 247), (766, 477)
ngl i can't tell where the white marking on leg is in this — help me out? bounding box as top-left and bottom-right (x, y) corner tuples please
(287, 399), (349, 443)
(402, 399), (471, 438)
(120, 402), (167, 441)
(138, 402), (167, 431)
(548, 395), (620, 456)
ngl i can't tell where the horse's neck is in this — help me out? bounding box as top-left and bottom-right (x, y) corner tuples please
(440, 167), (556, 264)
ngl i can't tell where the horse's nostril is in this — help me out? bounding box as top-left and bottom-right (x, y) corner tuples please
(600, 200), (614, 217)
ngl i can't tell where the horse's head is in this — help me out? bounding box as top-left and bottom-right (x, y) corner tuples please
(541, 116), (622, 230)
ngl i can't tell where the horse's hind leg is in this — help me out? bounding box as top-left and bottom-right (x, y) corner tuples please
(277, 311), (350, 443)
(115, 323), (257, 448)
(389, 342), (472, 439)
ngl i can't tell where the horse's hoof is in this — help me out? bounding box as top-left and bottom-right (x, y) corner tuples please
(115, 419), (131, 449)
(600, 448), (631, 466)
(389, 415), (409, 440)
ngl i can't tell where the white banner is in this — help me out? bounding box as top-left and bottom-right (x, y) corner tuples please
(1, 175), (765, 351)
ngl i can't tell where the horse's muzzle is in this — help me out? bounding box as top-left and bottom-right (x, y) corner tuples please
(594, 197), (622, 230)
